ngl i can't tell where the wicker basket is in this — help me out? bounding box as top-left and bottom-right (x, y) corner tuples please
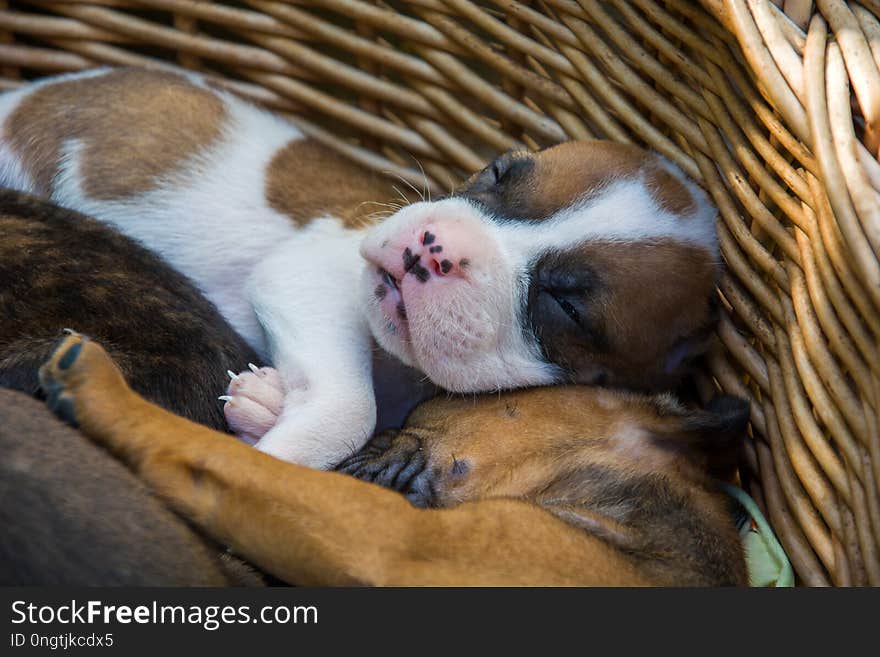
(1, 0), (878, 586)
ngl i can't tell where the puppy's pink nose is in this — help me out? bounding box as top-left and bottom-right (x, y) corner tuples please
(413, 229), (468, 279)
(366, 223), (476, 283)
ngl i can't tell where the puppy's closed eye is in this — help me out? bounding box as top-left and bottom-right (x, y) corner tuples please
(459, 151), (534, 196)
(548, 292), (582, 325)
(488, 153), (532, 187)
(528, 253), (608, 365)
(535, 264), (596, 329)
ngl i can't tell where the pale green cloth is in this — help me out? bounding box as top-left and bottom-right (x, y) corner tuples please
(723, 483), (794, 587)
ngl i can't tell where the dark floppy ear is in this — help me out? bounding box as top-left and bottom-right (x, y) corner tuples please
(655, 395), (750, 477)
(688, 395), (751, 433)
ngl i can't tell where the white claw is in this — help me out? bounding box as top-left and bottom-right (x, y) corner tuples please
(227, 370), (239, 380)
(218, 395), (233, 403)
(248, 363), (261, 375)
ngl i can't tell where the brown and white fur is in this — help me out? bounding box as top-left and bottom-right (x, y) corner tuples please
(0, 67), (720, 468)
(37, 332), (748, 586)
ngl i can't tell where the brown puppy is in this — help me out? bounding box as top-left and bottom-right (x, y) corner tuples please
(0, 189), (262, 431)
(39, 332), (748, 586)
(0, 389), (262, 585)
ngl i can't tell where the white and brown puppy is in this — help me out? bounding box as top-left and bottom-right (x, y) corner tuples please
(0, 67), (720, 468)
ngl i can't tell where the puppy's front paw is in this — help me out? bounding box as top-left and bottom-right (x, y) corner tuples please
(38, 330), (128, 428)
(336, 431), (432, 507)
(221, 364), (288, 444)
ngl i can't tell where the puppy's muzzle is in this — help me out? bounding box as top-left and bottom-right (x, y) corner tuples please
(335, 431), (435, 508)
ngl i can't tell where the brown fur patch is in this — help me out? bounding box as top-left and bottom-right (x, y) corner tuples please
(0, 189), (263, 430)
(530, 141), (698, 216)
(4, 68), (226, 199)
(530, 239), (718, 390)
(457, 140), (697, 220)
(265, 138), (398, 228)
(525, 141), (643, 217)
(644, 162), (697, 215)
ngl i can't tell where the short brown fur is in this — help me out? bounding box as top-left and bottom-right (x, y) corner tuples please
(458, 140), (697, 220)
(4, 68), (226, 199)
(38, 333), (747, 587)
(529, 141), (697, 217)
(266, 139), (399, 228)
(0, 189), (263, 431)
(0, 389), (261, 586)
(536, 239), (718, 390)
(644, 162), (697, 215)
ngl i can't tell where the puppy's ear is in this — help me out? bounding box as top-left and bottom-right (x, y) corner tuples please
(654, 395), (750, 478)
(689, 396), (751, 435)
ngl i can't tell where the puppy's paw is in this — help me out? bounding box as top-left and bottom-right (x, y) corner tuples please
(38, 330), (127, 428)
(221, 364), (289, 444)
(335, 431), (432, 507)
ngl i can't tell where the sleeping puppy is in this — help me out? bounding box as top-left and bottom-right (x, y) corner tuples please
(0, 189), (262, 431)
(0, 67), (720, 468)
(36, 332), (748, 586)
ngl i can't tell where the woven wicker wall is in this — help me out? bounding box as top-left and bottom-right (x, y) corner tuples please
(0, 0), (878, 586)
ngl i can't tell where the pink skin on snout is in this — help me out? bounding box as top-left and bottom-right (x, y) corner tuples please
(359, 200), (514, 390)
(363, 216), (484, 346)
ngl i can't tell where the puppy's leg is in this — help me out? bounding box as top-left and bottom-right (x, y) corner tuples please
(244, 228), (377, 468)
(40, 333), (644, 586)
(36, 334), (408, 585)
